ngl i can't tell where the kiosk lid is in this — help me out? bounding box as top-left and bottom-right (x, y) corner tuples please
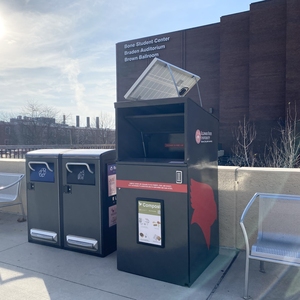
(124, 58), (201, 103)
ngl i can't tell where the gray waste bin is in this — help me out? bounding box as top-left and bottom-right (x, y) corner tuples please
(26, 149), (70, 248)
(61, 149), (116, 257)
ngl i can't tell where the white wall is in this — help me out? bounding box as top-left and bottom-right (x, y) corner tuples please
(1, 159), (300, 250)
(219, 166), (300, 249)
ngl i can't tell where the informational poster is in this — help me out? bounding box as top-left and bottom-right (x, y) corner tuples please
(107, 164), (116, 197)
(137, 199), (164, 247)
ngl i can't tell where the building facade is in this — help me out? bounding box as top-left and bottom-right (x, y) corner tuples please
(116, 0), (300, 155)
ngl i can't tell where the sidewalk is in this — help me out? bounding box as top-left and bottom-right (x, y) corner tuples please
(0, 212), (299, 300)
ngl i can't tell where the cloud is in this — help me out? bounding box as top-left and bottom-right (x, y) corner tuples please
(0, 0), (261, 124)
(61, 58), (86, 115)
(0, 0), (113, 121)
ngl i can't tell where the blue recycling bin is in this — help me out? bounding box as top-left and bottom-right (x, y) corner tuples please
(26, 149), (69, 248)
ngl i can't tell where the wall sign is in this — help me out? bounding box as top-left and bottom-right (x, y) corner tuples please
(123, 36), (171, 63)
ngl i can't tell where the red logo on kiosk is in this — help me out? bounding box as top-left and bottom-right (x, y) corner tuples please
(190, 179), (217, 249)
(195, 129), (201, 144)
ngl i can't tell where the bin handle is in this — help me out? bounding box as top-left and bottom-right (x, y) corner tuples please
(28, 161), (53, 172)
(65, 162), (94, 174)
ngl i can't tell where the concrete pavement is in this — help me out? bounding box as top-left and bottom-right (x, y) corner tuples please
(0, 212), (299, 300)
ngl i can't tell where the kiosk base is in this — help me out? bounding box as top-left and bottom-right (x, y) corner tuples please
(116, 163), (219, 287)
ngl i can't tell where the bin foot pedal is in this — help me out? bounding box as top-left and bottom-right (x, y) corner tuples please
(66, 235), (98, 250)
(30, 228), (58, 242)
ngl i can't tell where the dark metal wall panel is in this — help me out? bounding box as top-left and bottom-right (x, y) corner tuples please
(286, 0), (300, 116)
(249, 0), (287, 121)
(184, 24), (221, 115)
(116, 31), (184, 102)
(249, 0), (287, 153)
(219, 12), (250, 152)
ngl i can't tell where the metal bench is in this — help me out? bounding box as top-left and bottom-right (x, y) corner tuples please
(0, 172), (26, 222)
(240, 193), (300, 299)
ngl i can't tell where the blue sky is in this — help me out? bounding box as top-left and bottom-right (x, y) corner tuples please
(0, 0), (261, 126)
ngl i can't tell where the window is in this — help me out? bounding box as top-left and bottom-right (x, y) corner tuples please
(5, 126), (10, 135)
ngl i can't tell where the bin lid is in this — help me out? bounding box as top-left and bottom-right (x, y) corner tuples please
(25, 149), (70, 158)
(61, 148), (114, 159)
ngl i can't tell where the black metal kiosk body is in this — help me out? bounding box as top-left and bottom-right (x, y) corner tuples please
(115, 97), (219, 286)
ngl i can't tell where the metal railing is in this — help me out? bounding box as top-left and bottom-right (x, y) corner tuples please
(0, 144), (115, 159)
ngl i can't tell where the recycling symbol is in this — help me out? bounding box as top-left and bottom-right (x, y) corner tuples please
(38, 168), (47, 178)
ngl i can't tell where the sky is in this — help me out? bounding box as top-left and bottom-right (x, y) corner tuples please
(0, 0), (262, 126)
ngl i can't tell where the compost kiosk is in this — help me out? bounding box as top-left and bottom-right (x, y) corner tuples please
(115, 58), (219, 286)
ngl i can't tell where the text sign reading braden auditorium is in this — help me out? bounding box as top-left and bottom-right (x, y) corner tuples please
(123, 36), (171, 62)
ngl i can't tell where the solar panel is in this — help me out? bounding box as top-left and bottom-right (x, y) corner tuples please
(124, 58), (201, 102)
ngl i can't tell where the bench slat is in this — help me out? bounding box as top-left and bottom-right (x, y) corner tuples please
(252, 241), (300, 263)
(0, 194), (18, 202)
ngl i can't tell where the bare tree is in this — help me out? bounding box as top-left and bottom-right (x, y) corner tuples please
(9, 100), (71, 145)
(231, 116), (257, 167)
(0, 111), (14, 122)
(69, 112), (115, 145)
(21, 100), (59, 119)
(93, 112), (115, 144)
(264, 103), (300, 168)
(13, 100), (59, 144)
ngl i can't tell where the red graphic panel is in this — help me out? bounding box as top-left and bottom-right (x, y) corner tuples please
(117, 180), (187, 193)
(190, 179), (217, 249)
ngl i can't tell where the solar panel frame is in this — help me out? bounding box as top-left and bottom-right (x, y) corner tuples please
(124, 58), (200, 101)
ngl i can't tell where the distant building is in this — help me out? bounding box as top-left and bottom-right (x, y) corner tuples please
(116, 0), (300, 156)
(0, 116), (115, 146)
(0, 121), (11, 145)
